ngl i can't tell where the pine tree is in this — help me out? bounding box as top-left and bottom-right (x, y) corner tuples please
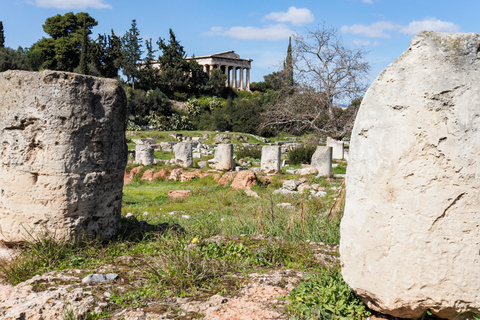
(121, 20), (143, 89)
(157, 29), (190, 94)
(138, 38), (158, 90)
(0, 21), (5, 48)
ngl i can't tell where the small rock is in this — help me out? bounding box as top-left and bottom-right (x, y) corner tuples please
(168, 190), (191, 198)
(283, 180), (300, 191)
(82, 274), (107, 284)
(245, 189), (260, 198)
(276, 203), (294, 209)
(106, 273), (119, 281)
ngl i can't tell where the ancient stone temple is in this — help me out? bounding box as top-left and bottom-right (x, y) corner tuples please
(186, 51), (253, 91)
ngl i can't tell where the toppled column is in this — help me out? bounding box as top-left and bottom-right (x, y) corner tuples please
(340, 31), (480, 320)
(214, 144), (234, 171)
(0, 70), (127, 243)
(174, 143), (193, 168)
(326, 137), (344, 160)
(261, 146), (281, 174)
(135, 144), (154, 166)
(311, 146), (332, 177)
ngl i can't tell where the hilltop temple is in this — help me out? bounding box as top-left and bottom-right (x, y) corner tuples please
(186, 51), (253, 91)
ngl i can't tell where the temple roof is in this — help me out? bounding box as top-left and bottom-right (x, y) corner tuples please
(187, 51), (252, 61)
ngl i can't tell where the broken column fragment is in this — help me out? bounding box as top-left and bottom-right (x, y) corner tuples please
(0, 70), (127, 243)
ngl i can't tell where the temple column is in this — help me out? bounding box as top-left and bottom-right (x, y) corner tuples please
(239, 68), (244, 90)
(246, 68), (250, 91)
(232, 67), (237, 88)
(203, 65), (207, 73)
(224, 66), (229, 87)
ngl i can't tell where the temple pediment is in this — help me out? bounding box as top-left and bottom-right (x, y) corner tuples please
(210, 51), (240, 59)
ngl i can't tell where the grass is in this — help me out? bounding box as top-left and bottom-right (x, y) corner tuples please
(0, 131), (370, 319)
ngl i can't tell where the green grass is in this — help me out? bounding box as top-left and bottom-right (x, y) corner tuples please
(0, 130), (369, 319)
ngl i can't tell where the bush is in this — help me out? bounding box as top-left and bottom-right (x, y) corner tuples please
(288, 144), (317, 165)
(236, 145), (261, 161)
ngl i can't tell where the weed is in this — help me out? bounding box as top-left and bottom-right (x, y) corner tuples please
(287, 268), (371, 320)
(144, 237), (233, 295)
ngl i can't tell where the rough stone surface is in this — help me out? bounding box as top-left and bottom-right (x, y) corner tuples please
(230, 170), (256, 190)
(0, 70), (127, 243)
(340, 31), (480, 320)
(218, 171), (236, 186)
(311, 146), (332, 177)
(173, 143), (193, 168)
(261, 146), (281, 174)
(214, 144), (234, 171)
(135, 144), (154, 166)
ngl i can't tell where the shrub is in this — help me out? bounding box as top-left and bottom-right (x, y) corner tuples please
(236, 145), (261, 161)
(288, 144), (317, 165)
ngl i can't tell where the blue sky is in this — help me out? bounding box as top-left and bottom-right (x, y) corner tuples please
(2, 0), (478, 84)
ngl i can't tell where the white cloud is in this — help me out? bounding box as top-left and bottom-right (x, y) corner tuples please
(352, 39), (380, 46)
(342, 17), (460, 38)
(341, 21), (398, 38)
(399, 17), (460, 35)
(264, 7), (314, 26)
(30, 0), (112, 9)
(206, 24), (293, 41)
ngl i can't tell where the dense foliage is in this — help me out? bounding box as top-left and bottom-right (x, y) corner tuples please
(0, 16), (365, 137)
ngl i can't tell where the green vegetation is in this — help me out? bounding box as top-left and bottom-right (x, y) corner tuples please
(288, 269), (371, 320)
(0, 148), (367, 318)
(288, 144), (317, 165)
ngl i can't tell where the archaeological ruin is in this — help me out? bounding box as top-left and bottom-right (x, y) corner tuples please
(0, 70), (127, 243)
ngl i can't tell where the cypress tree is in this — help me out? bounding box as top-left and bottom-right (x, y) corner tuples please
(284, 36), (294, 88)
(0, 21), (5, 48)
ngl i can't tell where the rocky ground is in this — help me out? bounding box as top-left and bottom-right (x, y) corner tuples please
(0, 242), (340, 320)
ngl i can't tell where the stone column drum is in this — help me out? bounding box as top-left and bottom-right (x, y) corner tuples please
(326, 137), (344, 160)
(174, 143), (193, 168)
(311, 146), (332, 177)
(261, 146), (281, 174)
(214, 144), (234, 171)
(0, 70), (127, 243)
(135, 144), (154, 166)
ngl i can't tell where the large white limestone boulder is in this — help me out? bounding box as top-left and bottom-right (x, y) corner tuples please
(0, 70), (127, 243)
(340, 31), (480, 319)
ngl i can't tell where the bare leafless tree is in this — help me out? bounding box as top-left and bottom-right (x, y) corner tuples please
(261, 24), (370, 139)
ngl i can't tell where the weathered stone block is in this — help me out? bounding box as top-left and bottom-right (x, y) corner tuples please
(311, 146), (332, 177)
(261, 146), (281, 174)
(214, 144), (234, 171)
(0, 70), (127, 243)
(340, 32), (480, 319)
(173, 143), (193, 168)
(135, 144), (154, 166)
(326, 137), (344, 160)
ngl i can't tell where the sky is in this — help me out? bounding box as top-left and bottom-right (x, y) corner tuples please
(2, 0), (479, 85)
